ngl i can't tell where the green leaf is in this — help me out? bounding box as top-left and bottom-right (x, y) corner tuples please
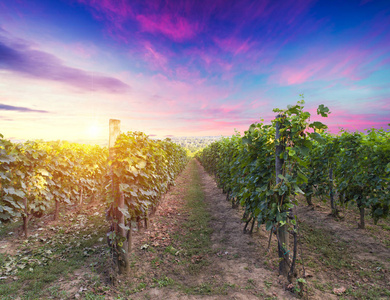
(118, 207), (131, 219)
(118, 222), (130, 231)
(309, 121), (328, 130)
(317, 104), (330, 117)
(294, 185), (304, 195)
(266, 221), (274, 231)
(288, 148), (296, 157)
(297, 171), (308, 184)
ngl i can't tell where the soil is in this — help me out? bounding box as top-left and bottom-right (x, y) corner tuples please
(296, 205), (390, 268)
(196, 160), (294, 299)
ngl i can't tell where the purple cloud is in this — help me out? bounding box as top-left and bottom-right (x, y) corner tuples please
(136, 13), (199, 41)
(75, 0), (316, 76)
(0, 103), (49, 113)
(270, 41), (390, 86)
(0, 34), (130, 93)
(268, 13), (390, 86)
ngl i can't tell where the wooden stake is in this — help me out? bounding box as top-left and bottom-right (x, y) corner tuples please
(109, 119), (130, 275)
(275, 114), (289, 276)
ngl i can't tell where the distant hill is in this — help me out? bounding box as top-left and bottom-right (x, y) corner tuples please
(168, 136), (224, 154)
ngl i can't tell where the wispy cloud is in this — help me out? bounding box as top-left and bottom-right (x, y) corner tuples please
(142, 41), (170, 72)
(136, 13), (199, 41)
(77, 0), (134, 27)
(0, 33), (130, 93)
(269, 14), (390, 86)
(214, 37), (253, 56)
(326, 110), (389, 133)
(0, 116), (14, 121)
(76, 0), (316, 77)
(0, 103), (49, 113)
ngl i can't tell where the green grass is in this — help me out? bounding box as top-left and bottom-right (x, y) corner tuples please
(378, 222), (390, 231)
(300, 222), (390, 299)
(0, 220), (22, 236)
(173, 160), (212, 274)
(181, 161), (212, 249)
(153, 276), (175, 287)
(300, 223), (353, 270)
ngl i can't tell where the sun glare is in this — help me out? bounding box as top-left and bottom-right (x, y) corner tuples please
(87, 124), (100, 138)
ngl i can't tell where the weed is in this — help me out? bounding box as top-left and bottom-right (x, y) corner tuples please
(84, 292), (106, 300)
(154, 276), (175, 287)
(264, 279), (272, 288)
(137, 282), (147, 290)
(193, 282), (212, 294)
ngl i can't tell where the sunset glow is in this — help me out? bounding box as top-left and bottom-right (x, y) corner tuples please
(0, 0), (389, 143)
(87, 124), (101, 139)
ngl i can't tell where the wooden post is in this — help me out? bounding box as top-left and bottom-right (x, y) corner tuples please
(358, 200), (365, 229)
(329, 167), (336, 214)
(109, 119), (130, 275)
(117, 192), (131, 274)
(275, 115), (289, 276)
(23, 197), (30, 238)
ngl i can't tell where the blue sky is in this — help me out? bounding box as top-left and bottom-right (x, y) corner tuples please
(0, 0), (389, 142)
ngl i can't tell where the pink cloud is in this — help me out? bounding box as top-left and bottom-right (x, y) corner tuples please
(360, 98), (390, 110)
(196, 103), (246, 119)
(142, 42), (169, 72)
(69, 42), (97, 59)
(48, 41), (98, 60)
(308, 108), (389, 133)
(114, 70), (235, 122)
(77, 0), (133, 24)
(249, 99), (270, 110)
(174, 66), (203, 83)
(270, 14), (390, 86)
(69, 0), (324, 87)
(78, 0), (202, 42)
(136, 14), (199, 41)
(184, 47), (234, 74)
(276, 59), (328, 85)
(170, 118), (259, 136)
(214, 37), (253, 55)
(271, 43), (390, 85)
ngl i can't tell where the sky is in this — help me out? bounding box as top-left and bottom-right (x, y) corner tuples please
(0, 0), (389, 143)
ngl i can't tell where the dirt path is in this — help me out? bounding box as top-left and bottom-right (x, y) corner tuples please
(130, 159), (294, 299)
(127, 161), (390, 299)
(197, 160), (294, 300)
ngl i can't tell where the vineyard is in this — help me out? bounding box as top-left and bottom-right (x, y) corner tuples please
(0, 125), (188, 281)
(0, 104), (390, 299)
(196, 100), (390, 297)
